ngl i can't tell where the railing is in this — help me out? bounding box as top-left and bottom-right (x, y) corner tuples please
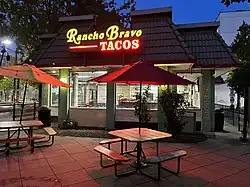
(12, 102), (37, 121)
(215, 104), (245, 131)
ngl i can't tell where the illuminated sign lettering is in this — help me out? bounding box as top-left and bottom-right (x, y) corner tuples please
(66, 25), (142, 52)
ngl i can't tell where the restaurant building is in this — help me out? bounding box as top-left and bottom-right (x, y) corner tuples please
(28, 7), (239, 132)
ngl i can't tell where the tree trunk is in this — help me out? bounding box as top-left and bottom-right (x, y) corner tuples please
(242, 87), (249, 141)
(4, 90), (7, 102)
(236, 93), (241, 109)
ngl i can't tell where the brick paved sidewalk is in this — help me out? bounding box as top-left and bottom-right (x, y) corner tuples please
(0, 135), (250, 187)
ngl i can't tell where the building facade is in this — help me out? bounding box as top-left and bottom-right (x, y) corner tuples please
(29, 7), (238, 132)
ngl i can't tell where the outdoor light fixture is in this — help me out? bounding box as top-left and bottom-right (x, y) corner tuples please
(1, 39), (12, 45)
(95, 71), (107, 74)
(60, 77), (67, 83)
(0, 39), (13, 66)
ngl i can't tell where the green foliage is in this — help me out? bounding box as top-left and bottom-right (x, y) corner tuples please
(0, 77), (13, 91)
(27, 82), (40, 89)
(0, 77), (13, 101)
(133, 86), (151, 124)
(221, 0), (249, 6)
(0, 77), (38, 91)
(0, 0), (136, 55)
(159, 90), (189, 136)
(231, 22), (250, 63)
(227, 22), (250, 98)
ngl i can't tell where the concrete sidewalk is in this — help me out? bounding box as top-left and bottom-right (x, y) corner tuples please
(0, 134), (250, 187)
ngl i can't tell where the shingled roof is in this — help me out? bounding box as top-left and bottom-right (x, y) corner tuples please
(28, 7), (238, 69)
(177, 22), (239, 68)
(128, 7), (194, 63)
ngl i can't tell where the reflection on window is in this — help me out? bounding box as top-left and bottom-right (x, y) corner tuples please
(51, 86), (59, 106)
(116, 84), (158, 110)
(177, 85), (200, 108)
(70, 71), (107, 108)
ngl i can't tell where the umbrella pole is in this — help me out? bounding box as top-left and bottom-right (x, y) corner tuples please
(20, 81), (28, 124)
(14, 81), (27, 147)
(139, 81), (142, 134)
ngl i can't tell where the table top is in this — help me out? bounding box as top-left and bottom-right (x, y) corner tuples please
(108, 128), (172, 142)
(0, 120), (43, 129)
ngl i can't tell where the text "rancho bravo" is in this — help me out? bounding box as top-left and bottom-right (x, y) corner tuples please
(66, 25), (143, 51)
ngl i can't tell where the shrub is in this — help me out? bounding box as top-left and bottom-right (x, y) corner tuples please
(133, 86), (151, 124)
(159, 89), (189, 136)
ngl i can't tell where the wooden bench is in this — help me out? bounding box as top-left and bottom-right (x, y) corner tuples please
(94, 145), (133, 177)
(99, 138), (123, 152)
(99, 138), (131, 154)
(0, 127), (31, 147)
(99, 138), (122, 146)
(143, 150), (187, 180)
(0, 135), (45, 155)
(34, 127), (57, 147)
(0, 127), (29, 132)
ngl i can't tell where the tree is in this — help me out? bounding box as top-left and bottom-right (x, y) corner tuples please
(159, 90), (189, 136)
(0, 77), (14, 101)
(222, 0), (250, 6)
(227, 22), (250, 141)
(133, 86), (151, 124)
(227, 22), (250, 108)
(0, 0), (136, 57)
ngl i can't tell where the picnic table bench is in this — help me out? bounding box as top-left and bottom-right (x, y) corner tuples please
(94, 145), (133, 177)
(0, 120), (44, 155)
(96, 128), (187, 180)
(35, 127), (57, 147)
(0, 136), (45, 154)
(143, 150), (187, 180)
(99, 138), (130, 154)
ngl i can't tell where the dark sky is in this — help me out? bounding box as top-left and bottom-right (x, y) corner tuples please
(3, 0), (249, 54)
(128, 0), (249, 23)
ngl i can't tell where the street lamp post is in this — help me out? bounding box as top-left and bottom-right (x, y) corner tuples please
(0, 47), (6, 66)
(0, 39), (12, 66)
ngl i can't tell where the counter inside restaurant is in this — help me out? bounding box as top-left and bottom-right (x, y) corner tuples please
(68, 107), (201, 133)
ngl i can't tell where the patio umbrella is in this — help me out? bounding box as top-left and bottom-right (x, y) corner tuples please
(88, 60), (193, 133)
(0, 64), (71, 123)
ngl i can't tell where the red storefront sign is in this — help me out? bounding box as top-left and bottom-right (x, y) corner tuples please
(66, 25), (142, 52)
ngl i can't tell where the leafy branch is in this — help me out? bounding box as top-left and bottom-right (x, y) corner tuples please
(133, 86), (151, 124)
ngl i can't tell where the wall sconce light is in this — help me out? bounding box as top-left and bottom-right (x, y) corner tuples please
(60, 77), (67, 83)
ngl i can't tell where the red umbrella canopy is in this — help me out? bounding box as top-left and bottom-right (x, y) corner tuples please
(0, 64), (71, 88)
(89, 61), (192, 85)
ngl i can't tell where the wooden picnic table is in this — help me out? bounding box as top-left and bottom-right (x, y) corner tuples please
(108, 128), (172, 176)
(0, 120), (43, 129)
(109, 128), (172, 143)
(0, 120), (44, 154)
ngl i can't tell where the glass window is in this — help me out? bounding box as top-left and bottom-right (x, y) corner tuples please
(177, 84), (200, 108)
(116, 84), (158, 110)
(51, 86), (59, 106)
(70, 71), (107, 108)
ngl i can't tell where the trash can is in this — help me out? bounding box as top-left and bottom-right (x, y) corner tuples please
(38, 107), (51, 127)
(215, 108), (224, 131)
